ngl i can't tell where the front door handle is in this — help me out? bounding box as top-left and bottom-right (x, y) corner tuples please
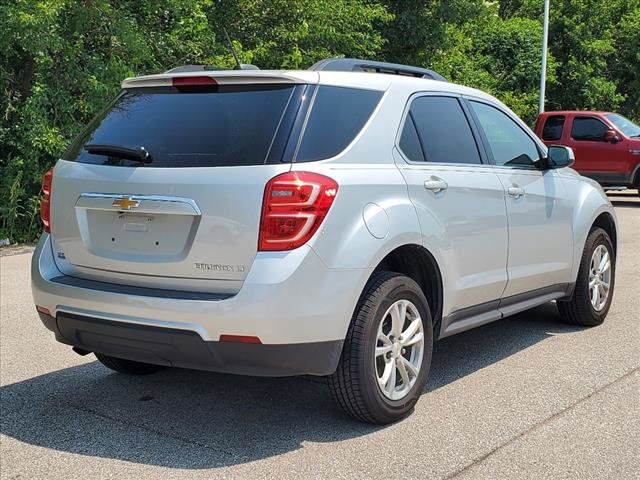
(507, 186), (525, 198)
(424, 178), (448, 193)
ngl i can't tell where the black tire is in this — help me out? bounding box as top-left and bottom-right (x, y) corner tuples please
(328, 271), (433, 424)
(557, 227), (615, 326)
(95, 353), (165, 375)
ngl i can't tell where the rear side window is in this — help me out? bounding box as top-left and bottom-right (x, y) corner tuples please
(296, 86), (383, 162)
(63, 85), (298, 167)
(542, 115), (565, 141)
(399, 114), (425, 162)
(571, 117), (609, 141)
(400, 96), (481, 164)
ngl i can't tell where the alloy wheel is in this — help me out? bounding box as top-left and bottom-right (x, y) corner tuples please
(589, 244), (612, 311)
(375, 299), (425, 400)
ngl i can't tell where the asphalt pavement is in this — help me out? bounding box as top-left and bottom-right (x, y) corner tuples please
(1, 191), (638, 479)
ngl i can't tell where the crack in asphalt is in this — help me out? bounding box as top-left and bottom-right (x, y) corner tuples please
(444, 366), (639, 479)
(65, 402), (238, 459)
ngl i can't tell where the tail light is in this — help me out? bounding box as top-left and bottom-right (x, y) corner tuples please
(259, 171), (338, 251)
(40, 168), (54, 233)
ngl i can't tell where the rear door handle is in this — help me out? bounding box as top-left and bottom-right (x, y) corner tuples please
(424, 179), (448, 193)
(507, 186), (525, 198)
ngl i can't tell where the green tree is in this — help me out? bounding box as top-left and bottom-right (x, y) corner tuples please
(376, 0), (488, 67)
(478, 16), (557, 123)
(432, 11), (554, 123)
(208, 0), (391, 69)
(504, 0), (639, 118)
(611, 7), (640, 120)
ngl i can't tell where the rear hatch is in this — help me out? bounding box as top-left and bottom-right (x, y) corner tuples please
(50, 72), (315, 294)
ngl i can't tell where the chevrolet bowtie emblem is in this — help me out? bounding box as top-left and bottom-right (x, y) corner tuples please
(112, 197), (140, 210)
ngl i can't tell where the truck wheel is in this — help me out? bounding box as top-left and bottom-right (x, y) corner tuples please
(95, 353), (165, 375)
(557, 227), (615, 326)
(328, 272), (433, 424)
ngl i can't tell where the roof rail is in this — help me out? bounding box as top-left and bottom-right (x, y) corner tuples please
(165, 64), (259, 74)
(309, 58), (446, 81)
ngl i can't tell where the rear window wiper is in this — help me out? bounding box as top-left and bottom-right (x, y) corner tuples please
(85, 144), (152, 163)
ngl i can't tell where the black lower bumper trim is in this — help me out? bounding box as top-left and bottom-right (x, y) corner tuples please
(47, 313), (342, 377)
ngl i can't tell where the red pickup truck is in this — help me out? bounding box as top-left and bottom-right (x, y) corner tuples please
(534, 111), (640, 193)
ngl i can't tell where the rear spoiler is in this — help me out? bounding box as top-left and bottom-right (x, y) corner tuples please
(121, 71), (316, 89)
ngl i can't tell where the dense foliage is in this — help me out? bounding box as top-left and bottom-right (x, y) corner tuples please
(1, 0), (638, 242)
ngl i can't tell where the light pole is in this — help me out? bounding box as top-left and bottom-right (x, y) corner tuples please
(539, 0), (550, 114)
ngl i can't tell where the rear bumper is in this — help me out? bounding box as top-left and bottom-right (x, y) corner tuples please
(32, 234), (371, 376)
(39, 311), (342, 376)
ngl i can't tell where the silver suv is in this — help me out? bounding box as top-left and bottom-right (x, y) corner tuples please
(32, 59), (618, 424)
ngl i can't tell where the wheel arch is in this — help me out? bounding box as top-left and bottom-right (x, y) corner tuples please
(368, 243), (444, 339)
(632, 163), (640, 188)
(591, 211), (617, 256)
(568, 183), (618, 283)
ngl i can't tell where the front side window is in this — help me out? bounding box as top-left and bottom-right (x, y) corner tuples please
(470, 101), (540, 168)
(571, 117), (609, 141)
(399, 96), (481, 164)
(542, 115), (565, 141)
(296, 86), (383, 162)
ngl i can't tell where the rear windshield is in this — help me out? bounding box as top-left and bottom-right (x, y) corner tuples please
(63, 85), (297, 167)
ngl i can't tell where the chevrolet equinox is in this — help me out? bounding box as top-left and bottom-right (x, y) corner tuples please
(32, 59), (618, 424)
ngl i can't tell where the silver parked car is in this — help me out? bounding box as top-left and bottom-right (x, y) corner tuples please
(32, 59), (618, 424)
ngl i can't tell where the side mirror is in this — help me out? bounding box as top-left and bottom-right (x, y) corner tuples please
(603, 130), (620, 143)
(544, 145), (575, 169)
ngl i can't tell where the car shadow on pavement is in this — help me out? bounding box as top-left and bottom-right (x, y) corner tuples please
(1, 303), (584, 469)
